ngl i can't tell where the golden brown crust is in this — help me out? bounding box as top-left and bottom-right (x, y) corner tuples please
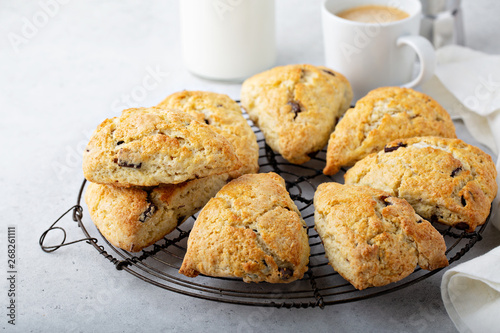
(85, 175), (228, 252)
(241, 64), (352, 164)
(157, 90), (259, 178)
(179, 173), (310, 283)
(344, 137), (498, 232)
(82, 107), (241, 187)
(323, 87), (457, 175)
(314, 182), (448, 290)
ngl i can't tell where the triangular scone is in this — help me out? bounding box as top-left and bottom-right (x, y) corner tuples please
(179, 172), (310, 283)
(157, 90), (259, 178)
(323, 87), (456, 175)
(241, 64), (352, 164)
(85, 174), (228, 252)
(314, 183), (448, 290)
(345, 137), (498, 232)
(83, 107), (241, 187)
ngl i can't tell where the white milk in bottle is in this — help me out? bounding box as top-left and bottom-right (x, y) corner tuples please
(180, 0), (276, 82)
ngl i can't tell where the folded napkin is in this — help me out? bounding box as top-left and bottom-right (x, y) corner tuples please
(420, 45), (500, 332)
(441, 246), (500, 333)
(420, 45), (500, 230)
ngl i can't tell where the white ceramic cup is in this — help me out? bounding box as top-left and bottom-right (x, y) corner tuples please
(180, 0), (276, 82)
(322, 0), (435, 101)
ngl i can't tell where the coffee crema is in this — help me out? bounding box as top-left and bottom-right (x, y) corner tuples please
(336, 5), (409, 23)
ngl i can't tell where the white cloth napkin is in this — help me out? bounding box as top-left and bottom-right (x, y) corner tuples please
(420, 45), (500, 333)
(441, 247), (500, 333)
(420, 45), (500, 230)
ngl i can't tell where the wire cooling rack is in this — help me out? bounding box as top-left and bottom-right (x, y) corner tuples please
(40, 118), (489, 309)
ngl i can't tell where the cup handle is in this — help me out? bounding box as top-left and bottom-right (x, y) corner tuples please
(397, 35), (436, 88)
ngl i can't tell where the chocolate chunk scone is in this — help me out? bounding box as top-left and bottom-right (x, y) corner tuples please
(314, 183), (449, 290)
(83, 107), (241, 187)
(241, 64), (352, 164)
(323, 87), (456, 175)
(179, 173), (310, 283)
(157, 90), (259, 178)
(85, 174), (228, 252)
(345, 137), (498, 232)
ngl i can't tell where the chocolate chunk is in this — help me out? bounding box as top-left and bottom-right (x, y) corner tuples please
(204, 118), (210, 125)
(115, 149), (141, 168)
(461, 195), (466, 206)
(299, 68), (305, 79)
(177, 215), (186, 226)
(451, 167), (462, 177)
(216, 104), (223, 107)
(278, 267), (294, 280)
(287, 101), (302, 120)
(115, 159), (142, 169)
(416, 219), (423, 224)
(116, 140), (125, 145)
(262, 260), (268, 267)
(384, 142), (407, 153)
(139, 201), (157, 222)
(455, 222), (469, 230)
(174, 136), (185, 144)
(322, 69), (336, 76)
(379, 195), (393, 206)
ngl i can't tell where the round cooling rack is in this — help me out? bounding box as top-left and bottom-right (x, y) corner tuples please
(40, 120), (490, 309)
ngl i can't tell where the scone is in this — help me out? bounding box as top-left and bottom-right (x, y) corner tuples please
(314, 182), (449, 290)
(85, 174), (228, 252)
(83, 107), (241, 187)
(241, 64), (353, 164)
(157, 90), (259, 178)
(345, 137), (498, 232)
(324, 87), (457, 175)
(179, 173), (310, 283)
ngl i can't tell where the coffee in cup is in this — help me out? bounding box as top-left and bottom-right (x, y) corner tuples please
(336, 5), (409, 23)
(322, 0), (435, 101)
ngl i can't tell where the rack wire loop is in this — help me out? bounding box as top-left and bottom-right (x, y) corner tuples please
(39, 205), (97, 253)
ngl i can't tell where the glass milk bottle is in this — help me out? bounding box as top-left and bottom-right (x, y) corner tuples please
(180, 0), (276, 82)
